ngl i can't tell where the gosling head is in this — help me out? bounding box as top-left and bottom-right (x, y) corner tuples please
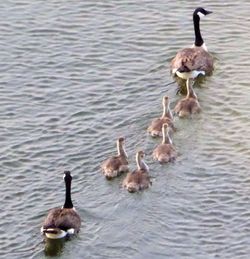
(163, 123), (169, 130)
(137, 150), (145, 159)
(162, 95), (169, 106)
(162, 123), (170, 135)
(118, 137), (125, 144)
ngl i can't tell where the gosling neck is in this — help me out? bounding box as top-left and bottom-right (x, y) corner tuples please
(63, 178), (73, 209)
(162, 126), (172, 145)
(193, 13), (204, 47)
(162, 101), (173, 120)
(117, 141), (128, 158)
(136, 153), (149, 172)
(186, 79), (197, 99)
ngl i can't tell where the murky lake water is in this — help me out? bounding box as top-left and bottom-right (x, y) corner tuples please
(0, 0), (250, 258)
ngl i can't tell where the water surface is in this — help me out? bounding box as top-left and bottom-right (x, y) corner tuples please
(0, 0), (250, 258)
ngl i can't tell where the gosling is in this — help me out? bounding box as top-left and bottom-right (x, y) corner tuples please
(174, 78), (201, 118)
(101, 137), (129, 180)
(147, 95), (175, 137)
(153, 123), (177, 163)
(123, 151), (151, 193)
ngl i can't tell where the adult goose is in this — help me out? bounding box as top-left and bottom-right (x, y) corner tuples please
(41, 171), (81, 239)
(153, 123), (177, 163)
(101, 137), (129, 180)
(174, 78), (201, 117)
(170, 7), (214, 80)
(123, 151), (151, 193)
(147, 95), (175, 137)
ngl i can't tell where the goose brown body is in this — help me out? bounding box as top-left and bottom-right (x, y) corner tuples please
(170, 7), (214, 80)
(101, 137), (129, 179)
(153, 123), (177, 163)
(171, 47), (214, 78)
(174, 78), (201, 118)
(42, 208), (81, 237)
(147, 96), (175, 137)
(123, 151), (151, 193)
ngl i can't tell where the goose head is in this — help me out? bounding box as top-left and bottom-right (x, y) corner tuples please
(63, 170), (72, 182)
(194, 7), (212, 19)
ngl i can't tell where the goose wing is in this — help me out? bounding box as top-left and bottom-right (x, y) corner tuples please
(55, 209), (81, 232)
(42, 208), (62, 230)
(42, 208), (81, 233)
(171, 47), (213, 74)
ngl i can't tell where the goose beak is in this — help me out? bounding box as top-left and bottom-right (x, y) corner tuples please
(206, 10), (213, 15)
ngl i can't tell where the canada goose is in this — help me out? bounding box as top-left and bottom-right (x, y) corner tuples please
(122, 151), (151, 193)
(153, 123), (177, 163)
(174, 78), (201, 118)
(147, 95), (175, 137)
(41, 171), (81, 239)
(170, 7), (214, 80)
(101, 137), (129, 180)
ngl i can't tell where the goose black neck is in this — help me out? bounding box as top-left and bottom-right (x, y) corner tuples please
(193, 14), (203, 47)
(63, 178), (73, 209)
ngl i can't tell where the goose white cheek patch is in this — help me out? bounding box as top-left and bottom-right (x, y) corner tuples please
(197, 12), (205, 18)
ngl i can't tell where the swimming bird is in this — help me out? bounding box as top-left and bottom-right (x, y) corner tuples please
(147, 95), (175, 137)
(153, 123), (177, 163)
(123, 151), (151, 193)
(174, 78), (201, 118)
(101, 137), (129, 180)
(41, 171), (81, 239)
(170, 7), (214, 80)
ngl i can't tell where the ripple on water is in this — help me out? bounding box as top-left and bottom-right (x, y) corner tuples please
(0, 0), (250, 258)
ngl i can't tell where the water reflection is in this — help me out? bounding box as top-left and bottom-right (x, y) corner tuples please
(44, 238), (65, 257)
(174, 75), (210, 94)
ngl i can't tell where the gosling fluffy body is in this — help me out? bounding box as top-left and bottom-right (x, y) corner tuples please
(101, 137), (129, 179)
(174, 78), (201, 118)
(123, 151), (151, 193)
(153, 123), (177, 163)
